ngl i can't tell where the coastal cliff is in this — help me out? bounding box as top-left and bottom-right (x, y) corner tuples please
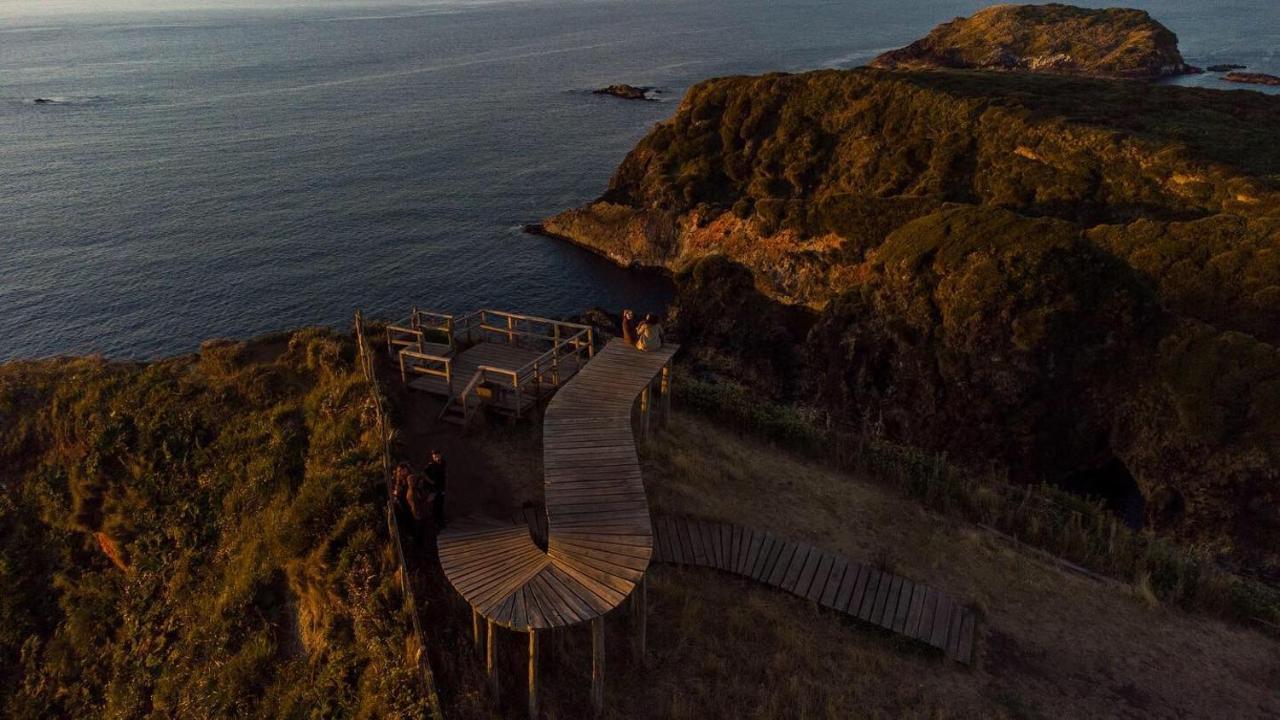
(544, 59), (1280, 569)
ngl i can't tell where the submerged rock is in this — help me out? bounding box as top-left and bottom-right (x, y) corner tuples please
(1206, 63), (1247, 72)
(870, 4), (1199, 80)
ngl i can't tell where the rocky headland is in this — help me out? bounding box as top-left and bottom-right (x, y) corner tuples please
(870, 3), (1199, 79)
(543, 6), (1280, 573)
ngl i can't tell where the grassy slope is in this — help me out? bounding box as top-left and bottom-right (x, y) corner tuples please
(451, 411), (1279, 719)
(0, 330), (424, 718)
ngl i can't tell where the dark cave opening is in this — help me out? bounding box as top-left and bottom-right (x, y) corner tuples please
(1058, 456), (1146, 530)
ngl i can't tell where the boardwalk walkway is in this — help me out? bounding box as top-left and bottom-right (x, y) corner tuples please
(512, 508), (978, 665)
(652, 515), (978, 664)
(438, 338), (678, 630)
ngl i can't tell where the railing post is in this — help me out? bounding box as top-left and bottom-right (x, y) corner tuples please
(588, 328), (595, 358)
(591, 617), (605, 716)
(528, 630), (539, 720)
(633, 573), (647, 664)
(507, 315), (515, 346)
(661, 362), (672, 426)
(472, 608), (482, 651)
(639, 385), (651, 440)
(488, 620), (500, 700)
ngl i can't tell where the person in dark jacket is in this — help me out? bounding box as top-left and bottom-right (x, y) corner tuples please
(425, 449), (447, 530)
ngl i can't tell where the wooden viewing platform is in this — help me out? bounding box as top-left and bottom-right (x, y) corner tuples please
(437, 338), (679, 717)
(388, 308), (594, 425)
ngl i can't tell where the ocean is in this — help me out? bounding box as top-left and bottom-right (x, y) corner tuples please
(2, 0), (1277, 360)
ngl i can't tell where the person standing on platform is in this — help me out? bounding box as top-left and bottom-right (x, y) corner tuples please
(425, 448), (448, 530)
(402, 464), (428, 548)
(621, 309), (637, 346)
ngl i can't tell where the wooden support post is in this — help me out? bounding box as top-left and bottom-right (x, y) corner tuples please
(587, 328), (595, 358)
(632, 574), (647, 663)
(507, 315), (515, 345)
(660, 363), (672, 425)
(639, 386), (651, 440)
(591, 616), (605, 716)
(472, 609), (482, 651)
(528, 630), (539, 720)
(487, 620), (499, 698)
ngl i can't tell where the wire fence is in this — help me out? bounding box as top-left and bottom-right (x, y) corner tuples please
(354, 310), (445, 719)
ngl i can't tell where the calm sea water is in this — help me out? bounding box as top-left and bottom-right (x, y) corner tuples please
(2, 0), (1277, 360)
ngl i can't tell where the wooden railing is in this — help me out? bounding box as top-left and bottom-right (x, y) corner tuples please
(354, 310), (445, 719)
(400, 350), (454, 395)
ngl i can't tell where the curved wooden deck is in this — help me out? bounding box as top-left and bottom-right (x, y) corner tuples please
(438, 339), (679, 631)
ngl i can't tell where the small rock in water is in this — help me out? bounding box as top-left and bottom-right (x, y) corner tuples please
(1206, 64), (1247, 72)
(1224, 71), (1280, 87)
(593, 84), (655, 101)
(33, 98), (54, 104)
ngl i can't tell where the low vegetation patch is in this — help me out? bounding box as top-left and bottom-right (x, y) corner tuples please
(0, 329), (425, 718)
(676, 374), (1280, 632)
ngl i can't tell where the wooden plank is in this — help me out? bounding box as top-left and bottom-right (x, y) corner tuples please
(719, 523), (733, 570)
(856, 570), (882, 621)
(698, 521), (718, 569)
(819, 557), (847, 609)
(891, 578), (915, 633)
(708, 522), (724, 570)
(928, 595), (954, 649)
(833, 562), (862, 612)
(729, 525), (743, 574)
(652, 518), (672, 563)
(664, 518), (686, 564)
(742, 530), (764, 578)
(946, 603), (965, 660)
(807, 552), (835, 603)
(767, 541), (798, 588)
(687, 520), (710, 566)
(754, 536), (783, 582)
(904, 583), (928, 638)
(872, 575), (899, 628)
(914, 589), (941, 643)
(785, 546), (813, 595)
(955, 612), (977, 665)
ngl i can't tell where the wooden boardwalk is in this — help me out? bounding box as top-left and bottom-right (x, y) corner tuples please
(650, 515), (978, 665)
(437, 339), (679, 632)
(509, 508), (978, 665)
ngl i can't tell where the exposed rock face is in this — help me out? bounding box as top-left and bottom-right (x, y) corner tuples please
(546, 67), (1280, 571)
(870, 4), (1198, 79)
(1225, 72), (1280, 87)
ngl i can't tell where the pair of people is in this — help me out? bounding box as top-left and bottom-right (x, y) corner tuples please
(621, 309), (663, 351)
(391, 449), (448, 544)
